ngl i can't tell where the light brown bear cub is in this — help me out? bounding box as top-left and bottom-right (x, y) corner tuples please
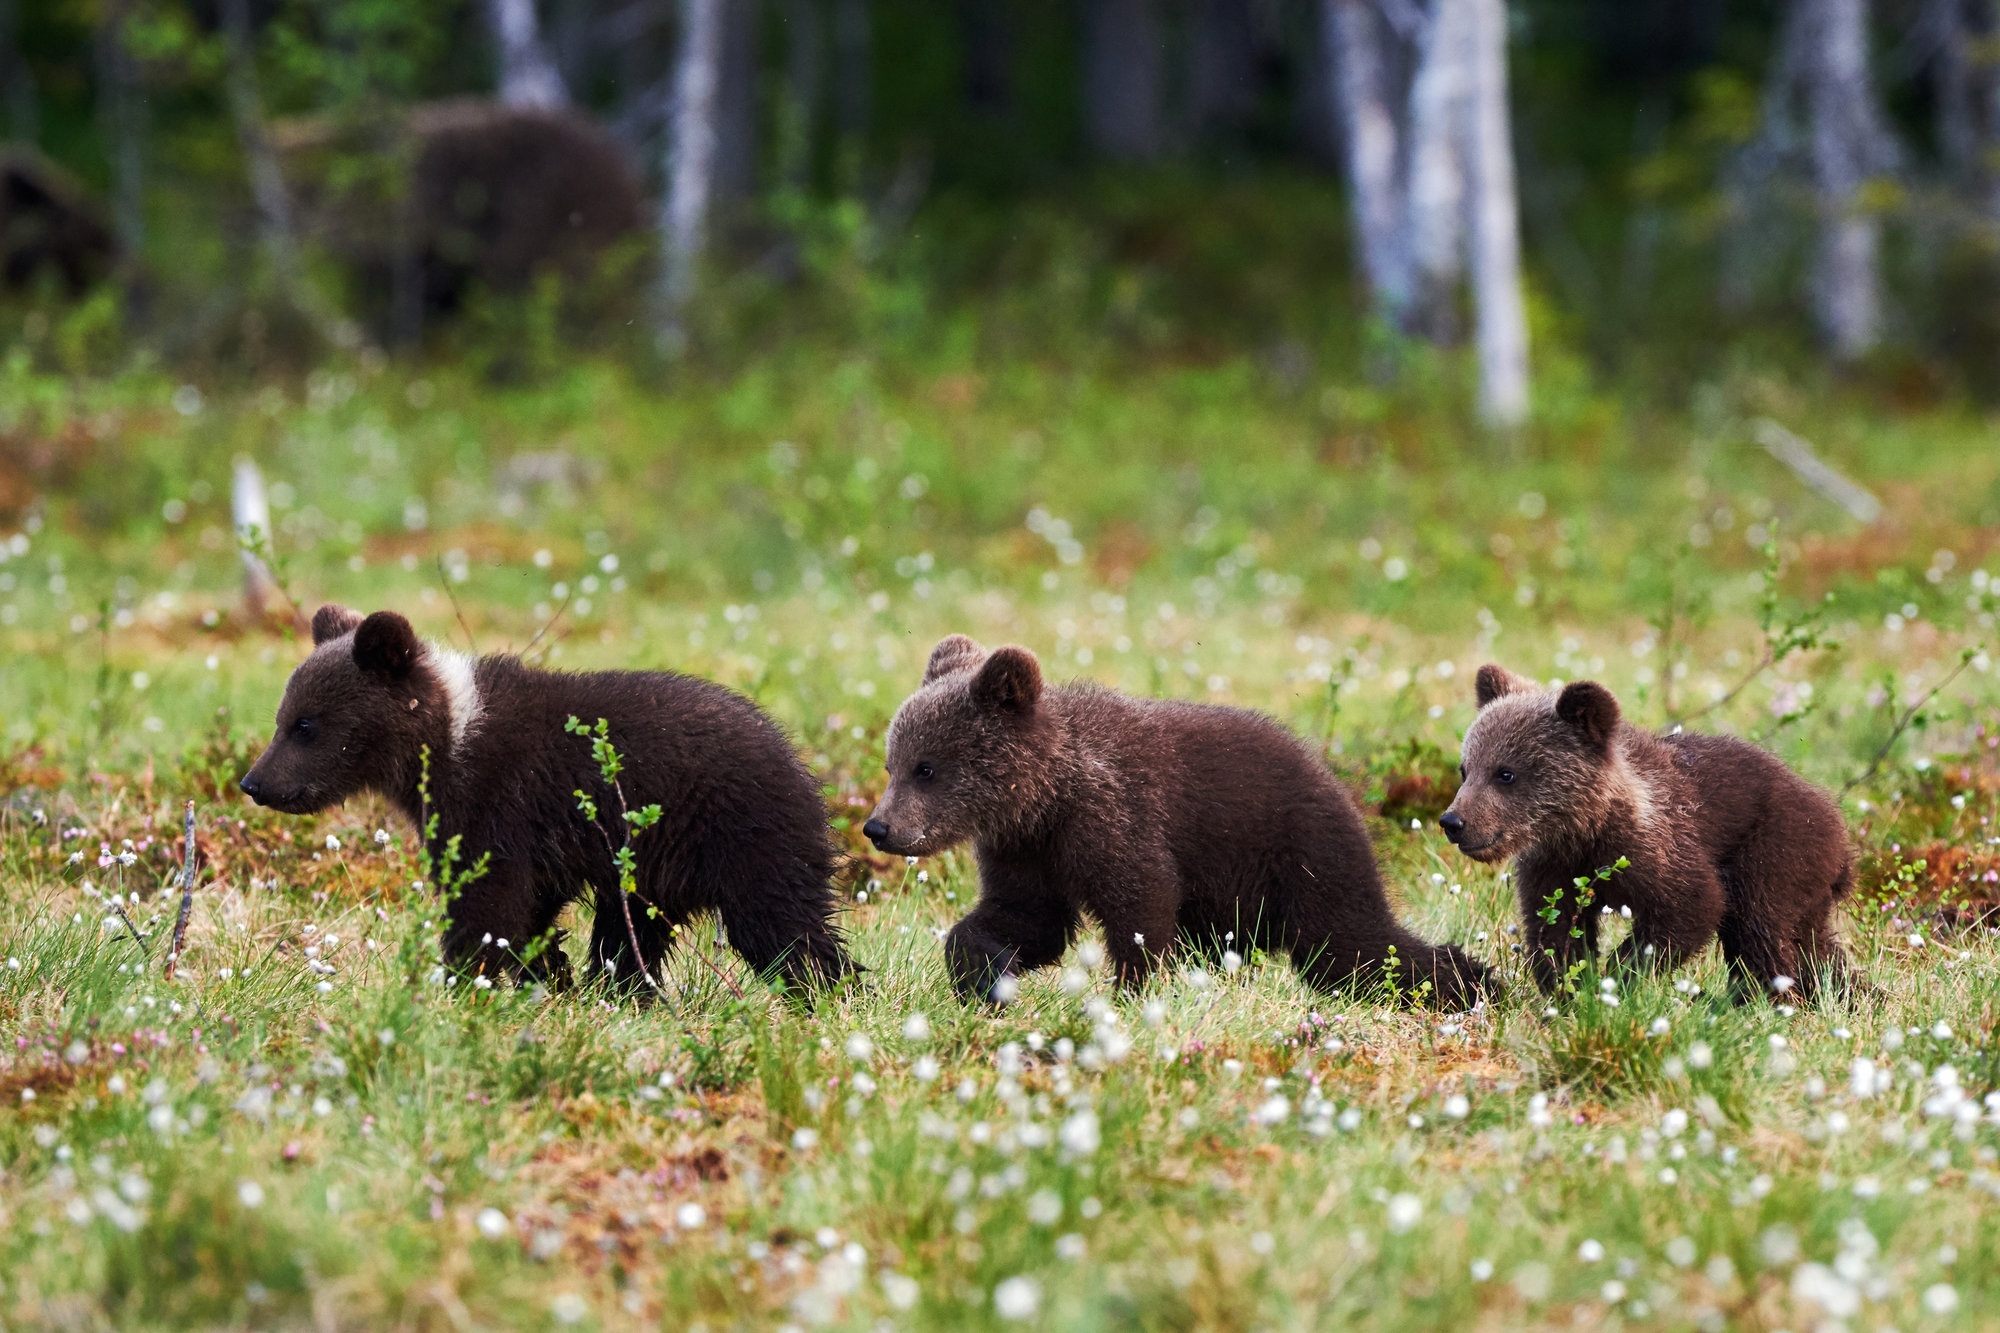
(1439, 665), (1853, 1001)
(864, 635), (1488, 1007)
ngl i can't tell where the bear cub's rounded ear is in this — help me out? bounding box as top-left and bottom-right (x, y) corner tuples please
(924, 634), (986, 684)
(1474, 663), (1534, 709)
(1555, 680), (1620, 749)
(972, 646), (1042, 714)
(312, 604), (365, 645)
(353, 611), (422, 679)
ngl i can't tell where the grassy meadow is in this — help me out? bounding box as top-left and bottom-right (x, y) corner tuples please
(2, 339), (1999, 1332)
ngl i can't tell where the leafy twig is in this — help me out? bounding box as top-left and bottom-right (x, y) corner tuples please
(1670, 521), (1830, 727)
(1843, 648), (1980, 795)
(164, 801), (196, 979)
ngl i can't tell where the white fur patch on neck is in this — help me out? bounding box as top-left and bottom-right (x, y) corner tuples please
(426, 646), (484, 751)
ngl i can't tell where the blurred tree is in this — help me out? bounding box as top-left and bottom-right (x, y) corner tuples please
(94, 0), (145, 260)
(1084, 0), (1166, 159)
(661, 0), (723, 347)
(1, 0), (40, 145)
(1325, 0), (1528, 424)
(1732, 0), (1899, 360)
(486, 0), (570, 108)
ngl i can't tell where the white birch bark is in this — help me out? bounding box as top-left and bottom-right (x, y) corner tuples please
(660, 0), (724, 344)
(1464, 0), (1529, 425)
(1404, 0), (1473, 342)
(487, 0), (569, 110)
(1326, 0), (1408, 319)
(1806, 0), (1888, 360)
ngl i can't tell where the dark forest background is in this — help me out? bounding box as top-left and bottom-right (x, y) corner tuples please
(5, 2), (2000, 411)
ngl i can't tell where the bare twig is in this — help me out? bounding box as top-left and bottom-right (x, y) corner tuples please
(434, 555), (480, 653)
(1844, 649), (1980, 795)
(1669, 646), (1775, 727)
(111, 901), (149, 956)
(164, 801), (196, 979)
(520, 585), (575, 661)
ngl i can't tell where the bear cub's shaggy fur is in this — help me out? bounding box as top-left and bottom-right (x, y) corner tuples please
(865, 635), (1488, 1007)
(241, 605), (853, 989)
(1440, 664), (1853, 1000)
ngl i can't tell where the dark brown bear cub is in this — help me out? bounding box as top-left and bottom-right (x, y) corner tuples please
(241, 605), (853, 990)
(1439, 665), (1853, 1001)
(864, 635), (1488, 1007)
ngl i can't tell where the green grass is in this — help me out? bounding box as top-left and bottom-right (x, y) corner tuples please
(1, 340), (1998, 1331)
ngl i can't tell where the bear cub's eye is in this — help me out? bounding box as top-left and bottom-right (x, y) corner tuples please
(913, 761), (935, 782)
(1494, 767), (1515, 785)
(292, 717), (316, 740)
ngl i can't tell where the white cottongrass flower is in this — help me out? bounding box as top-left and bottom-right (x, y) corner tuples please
(324, 835), (340, 851)
(993, 1275), (1042, 1320)
(237, 1180), (265, 1209)
(1443, 1094), (1470, 1119)
(676, 1202), (707, 1229)
(902, 1012), (932, 1042)
(1059, 1108), (1101, 1155)
(1924, 1284), (1960, 1314)
(549, 1292), (588, 1325)
(881, 1273), (920, 1309)
(1385, 1193), (1422, 1233)
(476, 1208), (510, 1239)
(1253, 1095), (1290, 1127)
(1577, 1239), (1605, 1263)
(1026, 1189), (1062, 1225)
(844, 1032), (874, 1061)
(913, 1055), (941, 1082)
(791, 1128), (820, 1151)
(1055, 1233), (1087, 1260)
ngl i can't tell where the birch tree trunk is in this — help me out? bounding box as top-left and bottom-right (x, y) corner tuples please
(1465, 0), (1529, 425)
(1083, 0), (1167, 161)
(486, 0), (568, 110)
(1805, 0), (1889, 360)
(1404, 0), (1474, 342)
(660, 0), (724, 346)
(1325, 0), (1407, 319)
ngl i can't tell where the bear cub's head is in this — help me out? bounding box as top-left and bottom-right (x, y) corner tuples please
(1438, 663), (1623, 864)
(864, 635), (1047, 857)
(240, 605), (452, 814)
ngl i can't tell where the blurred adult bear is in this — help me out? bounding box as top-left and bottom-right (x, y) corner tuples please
(865, 635), (1488, 1008)
(240, 605), (854, 993)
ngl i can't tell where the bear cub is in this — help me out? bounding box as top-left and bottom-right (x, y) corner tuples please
(865, 635), (1488, 1007)
(241, 605), (854, 990)
(1440, 665), (1853, 1000)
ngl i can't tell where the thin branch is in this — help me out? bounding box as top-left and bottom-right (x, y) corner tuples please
(434, 556), (480, 654)
(163, 801), (196, 979)
(111, 900), (149, 956)
(1669, 646), (1775, 728)
(1843, 650), (1981, 795)
(520, 586), (575, 661)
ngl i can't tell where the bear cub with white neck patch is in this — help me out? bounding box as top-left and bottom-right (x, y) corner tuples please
(865, 634), (1489, 1008)
(241, 604), (854, 991)
(1439, 664), (1853, 1001)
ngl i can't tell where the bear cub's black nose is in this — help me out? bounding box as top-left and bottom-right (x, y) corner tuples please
(1438, 811), (1465, 842)
(862, 818), (889, 846)
(239, 773), (261, 798)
